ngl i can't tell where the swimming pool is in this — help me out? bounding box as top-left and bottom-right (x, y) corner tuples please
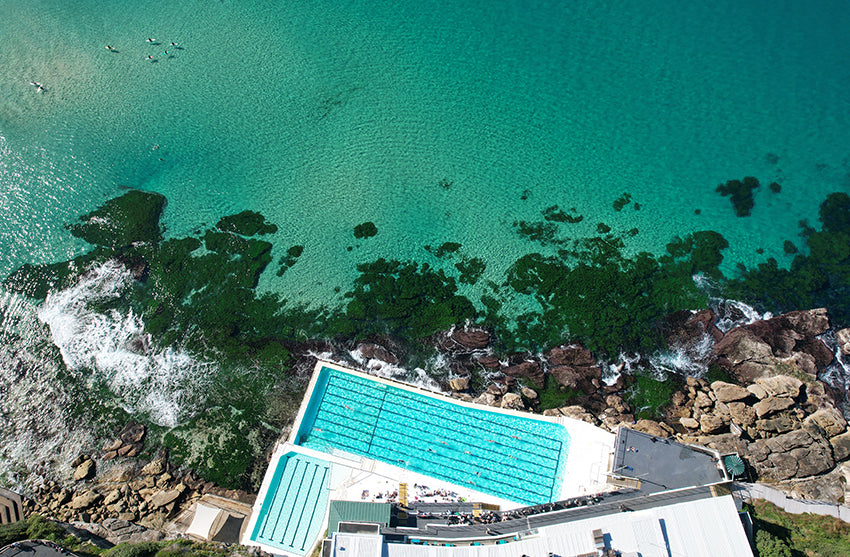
(249, 452), (331, 555)
(294, 366), (570, 505)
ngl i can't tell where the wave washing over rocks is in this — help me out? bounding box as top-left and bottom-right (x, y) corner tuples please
(36, 261), (214, 427)
(0, 288), (98, 490)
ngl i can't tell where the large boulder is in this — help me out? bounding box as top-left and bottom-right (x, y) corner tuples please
(713, 327), (774, 367)
(712, 309), (833, 382)
(753, 396), (795, 418)
(73, 458), (96, 481)
(661, 309), (723, 347)
(630, 419), (673, 438)
(755, 412), (798, 435)
(449, 376), (471, 392)
(804, 407), (847, 438)
(748, 429), (834, 480)
(836, 328), (850, 356)
(548, 365), (598, 394)
(120, 422), (147, 445)
(542, 405), (599, 425)
(438, 327), (490, 351)
(545, 344), (597, 367)
(502, 361), (544, 388)
(778, 466), (848, 504)
(710, 381), (751, 403)
(70, 490), (102, 509)
(501, 393), (525, 411)
(356, 342), (399, 364)
(699, 413), (726, 434)
(728, 402), (757, 428)
(149, 489), (181, 509)
(829, 432), (850, 462)
(754, 375), (802, 399)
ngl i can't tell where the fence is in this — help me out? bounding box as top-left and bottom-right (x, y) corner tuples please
(732, 482), (850, 522)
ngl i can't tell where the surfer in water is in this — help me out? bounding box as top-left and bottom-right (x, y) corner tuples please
(146, 38), (156, 42)
(105, 45), (116, 51)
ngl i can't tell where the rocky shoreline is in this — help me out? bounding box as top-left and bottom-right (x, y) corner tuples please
(13, 307), (850, 547)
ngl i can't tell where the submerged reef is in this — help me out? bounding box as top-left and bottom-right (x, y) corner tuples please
(716, 176), (760, 217)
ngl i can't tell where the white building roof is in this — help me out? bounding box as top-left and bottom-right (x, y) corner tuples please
(369, 494), (751, 557)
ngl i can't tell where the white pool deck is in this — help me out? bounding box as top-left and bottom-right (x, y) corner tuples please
(242, 360), (617, 557)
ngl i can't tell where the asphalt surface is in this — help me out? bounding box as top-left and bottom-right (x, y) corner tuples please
(0, 541), (73, 557)
(612, 427), (726, 493)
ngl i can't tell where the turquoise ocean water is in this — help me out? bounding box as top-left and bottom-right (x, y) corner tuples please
(2, 0), (850, 306)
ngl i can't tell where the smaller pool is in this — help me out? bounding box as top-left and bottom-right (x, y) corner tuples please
(250, 452), (331, 555)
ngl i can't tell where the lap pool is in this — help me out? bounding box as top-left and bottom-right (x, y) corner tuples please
(293, 365), (570, 506)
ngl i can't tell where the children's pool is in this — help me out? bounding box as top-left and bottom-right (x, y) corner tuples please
(250, 452), (331, 555)
(295, 366), (570, 505)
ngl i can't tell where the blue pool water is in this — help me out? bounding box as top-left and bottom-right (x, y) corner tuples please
(250, 452), (331, 555)
(296, 367), (570, 505)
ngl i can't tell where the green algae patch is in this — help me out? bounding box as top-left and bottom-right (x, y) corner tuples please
(353, 221), (378, 239)
(277, 244), (304, 276)
(498, 229), (718, 355)
(216, 210), (278, 236)
(542, 205), (583, 223)
(612, 192), (632, 211)
(627, 373), (678, 419)
(729, 192), (850, 326)
(68, 190), (165, 248)
(335, 258), (476, 339)
(715, 176), (760, 217)
(514, 220), (561, 245)
(426, 241), (462, 258)
(455, 257), (486, 285)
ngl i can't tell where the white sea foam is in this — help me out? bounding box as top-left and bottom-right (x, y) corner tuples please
(36, 260), (213, 427)
(341, 347), (442, 392)
(0, 288), (98, 489)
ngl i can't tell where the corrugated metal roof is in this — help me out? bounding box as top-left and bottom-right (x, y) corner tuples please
(328, 501), (392, 534)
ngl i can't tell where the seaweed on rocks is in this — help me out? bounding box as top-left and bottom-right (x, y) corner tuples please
(277, 245), (304, 276)
(216, 210), (278, 236)
(513, 220), (561, 245)
(542, 205), (583, 223)
(334, 258), (477, 339)
(67, 190), (166, 248)
(716, 176), (760, 217)
(353, 221), (378, 239)
(729, 192), (850, 327)
(426, 241), (462, 259)
(455, 257), (486, 285)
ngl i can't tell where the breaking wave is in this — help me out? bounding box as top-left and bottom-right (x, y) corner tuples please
(36, 260), (214, 427)
(0, 288), (97, 489)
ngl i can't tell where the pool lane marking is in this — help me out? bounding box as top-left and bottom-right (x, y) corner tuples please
(385, 389), (565, 455)
(371, 411), (561, 482)
(299, 465), (329, 551)
(286, 462), (320, 549)
(317, 376), (565, 486)
(313, 371), (565, 503)
(261, 457), (301, 541)
(324, 372), (565, 457)
(367, 387), (388, 453)
(368, 433), (553, 500)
